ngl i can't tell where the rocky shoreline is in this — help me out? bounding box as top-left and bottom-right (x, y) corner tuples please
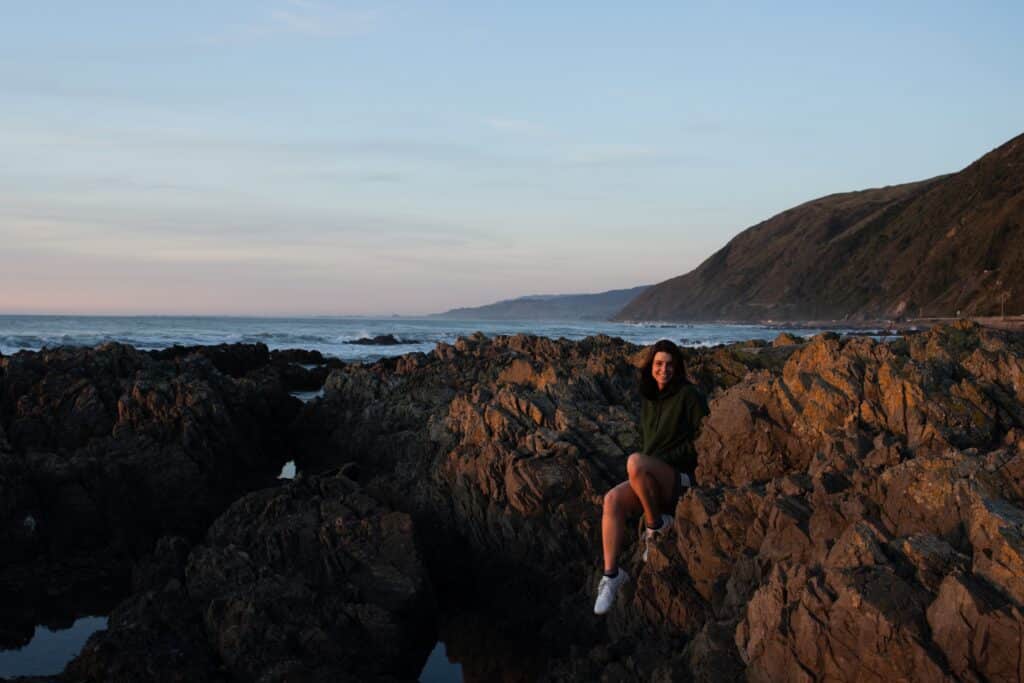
(1, 322), (1023, 681)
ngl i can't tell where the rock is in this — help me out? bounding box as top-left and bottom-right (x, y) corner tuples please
(7, 323), (1024, 680)
(696, 325), (1023, 488)
(0, 343), (298, 630)
(268, 349), (345, 392)
(296, 332), (762, 677)
(65, 580), (222, 683)
(345, 334), (418, 346)
(772, 332), (803, 347)
(186, 472), (435, 681)
(66, 472), (435, 682)
(269, 348), (326, 365)
(148, 343), (271, 378)
(298, 324), (1024, 680)
(927, 572), (1024, 682)
(736, 562), (951, 682)
(131, 536), (192, 593)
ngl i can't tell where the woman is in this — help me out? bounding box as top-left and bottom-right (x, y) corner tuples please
(594, 339), (708, 615)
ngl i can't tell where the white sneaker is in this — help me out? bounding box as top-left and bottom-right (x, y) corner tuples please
(593, 569), (629, 615)
(641, 513), (674, 562)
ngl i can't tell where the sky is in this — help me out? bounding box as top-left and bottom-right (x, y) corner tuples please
(2, 1), (1022, 316)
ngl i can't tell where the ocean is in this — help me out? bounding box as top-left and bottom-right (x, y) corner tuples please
(0, 315), (843, 359)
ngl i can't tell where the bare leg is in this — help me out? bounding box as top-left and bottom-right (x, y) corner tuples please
(601, 481), (642, 574)
(626, 452), (680, 527)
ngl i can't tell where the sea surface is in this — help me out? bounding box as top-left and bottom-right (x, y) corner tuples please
(0, 315), (845, 359)
(0, 617), (108, 678)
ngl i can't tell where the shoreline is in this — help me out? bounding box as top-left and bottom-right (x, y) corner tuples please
(684, 315), (1024, 334)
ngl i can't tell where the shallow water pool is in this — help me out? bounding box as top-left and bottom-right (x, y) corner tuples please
(0, 616), (107, 678)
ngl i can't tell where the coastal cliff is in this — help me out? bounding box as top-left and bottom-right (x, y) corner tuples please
(431, 285), (651, 321)
(616, 131), (1024, 322)
(1, 323), (1023, 681)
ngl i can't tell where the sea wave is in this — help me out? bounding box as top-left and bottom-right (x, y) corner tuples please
(0, 315), (841, 362)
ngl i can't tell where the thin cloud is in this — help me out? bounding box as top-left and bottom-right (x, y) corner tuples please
(205, 1), (380, 44)
(0, 195), (498, 252)
(485, 117), (545, 135)
(563, 143), (674, 168)
(353, 171), (405, 183)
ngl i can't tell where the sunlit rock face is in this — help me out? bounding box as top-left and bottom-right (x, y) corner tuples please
(302, 323), (1024, 681)
(673, 322), (1024, 682)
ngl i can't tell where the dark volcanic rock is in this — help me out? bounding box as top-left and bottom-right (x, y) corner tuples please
(66, 472), (434, 682)
(269, 348), (345, 388)
(0, 343), (298, 634)
(269, 348), (327, 365)
(66, 580), (223, 683)
(149, 343), (341, 392)
(345, 334), (418, 346)
(149, 342), (271, 378)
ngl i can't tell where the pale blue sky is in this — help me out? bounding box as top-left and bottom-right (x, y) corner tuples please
(2, 1), (1022, 315)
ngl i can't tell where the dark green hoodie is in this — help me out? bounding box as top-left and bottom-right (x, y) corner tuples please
(640, 382), (708, 479)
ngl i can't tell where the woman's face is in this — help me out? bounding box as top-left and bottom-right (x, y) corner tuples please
(651, 351), (674, 390)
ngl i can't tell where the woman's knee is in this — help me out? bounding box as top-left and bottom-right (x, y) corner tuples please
(626, 452), (647, 480)
(603, 487), (625, 515)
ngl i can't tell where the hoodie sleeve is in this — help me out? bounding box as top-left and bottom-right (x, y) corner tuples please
(684, 385), (709, 439)
(675, 386), (709, 479)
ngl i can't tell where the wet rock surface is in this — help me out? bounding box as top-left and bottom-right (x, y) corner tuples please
(345, 334), (420, 346)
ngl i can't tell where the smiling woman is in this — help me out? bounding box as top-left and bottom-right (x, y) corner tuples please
(593, 339), (708, 615)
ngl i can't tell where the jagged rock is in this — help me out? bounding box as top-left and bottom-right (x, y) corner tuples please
(927, 572), (1024, 682)
(345, 334), (417, 346)
(148, 343), (339, 392)
(64, 472), (434, 682)
(149, 343), (271, 378)
(301, 335), (655, 585)
(736, 561), (952, 682)
(773, 332), (803, 347)
(0, 343), (298, 633)
(65, 581), (223, 683)
(269, 348), (327, 365)
(697, 324), (1023, 488)
(297, 324), (1024, 680)
(6, 323), (1024, 681)
(185, 472), (435, 680)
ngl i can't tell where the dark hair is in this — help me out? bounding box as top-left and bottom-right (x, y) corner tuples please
(638, 339), (687, 399)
